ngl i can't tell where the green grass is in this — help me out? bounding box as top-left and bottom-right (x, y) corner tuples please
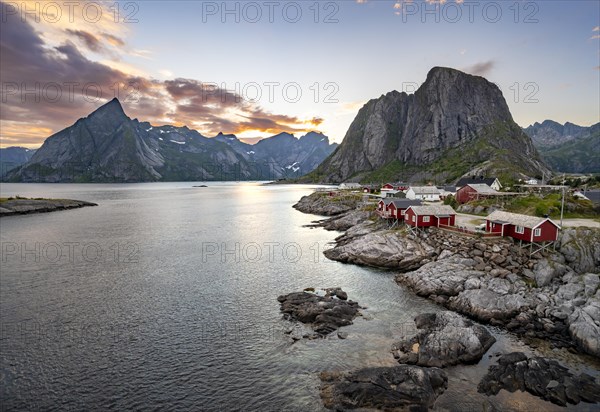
(466, 193), (599, 219)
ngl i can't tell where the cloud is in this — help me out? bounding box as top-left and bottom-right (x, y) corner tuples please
(66, 29), (103, 53)
(461, 60), (496, 76)
(102, 33), (126, 47)
(593, 26), (600, 32)
(0, 5), (323, 147)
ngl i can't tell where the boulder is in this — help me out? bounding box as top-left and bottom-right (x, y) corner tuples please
(568, 297), (600, 357)
(320, 365), (447, 411)
(391, 312), (496, 367)
(448, 289), (531, 322)
(395, 258), (481, 297)
(478, 352), (600, 406)
(533, 257), (568, 287)
(557, 228), (600, 273)
(277, 289), (360, 338)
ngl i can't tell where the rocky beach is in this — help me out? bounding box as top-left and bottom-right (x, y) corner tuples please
(0, 198), (98, 216)
(293, 191), (600, 409)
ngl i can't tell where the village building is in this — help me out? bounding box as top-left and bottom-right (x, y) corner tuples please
(339, 182), (361, 190)
(382, 190), (406, 198)
(381, 182), (410, 192)
(485, 210), (561, 249)
(455, 177), (502, 191)
(405, 205), (456, 228)
(456, 183), (502, 204)
(438, 185), (457, 200)
(363, 184), (379, 193)
(406, 186), (441, 201)
(377, 198), (422, 218)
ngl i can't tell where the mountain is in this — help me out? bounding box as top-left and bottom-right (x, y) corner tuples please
(524, 121), (600, 173)
(524, 120), (596, 148)
(4, 99), (336, 182)
(0, 147), (36, 177)
(304, 67), (549, 184)
(214, 131), (337, 179)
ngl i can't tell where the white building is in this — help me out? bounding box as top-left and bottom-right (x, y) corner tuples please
(406, 186), (441, 201)
(339, 182), (361, 190)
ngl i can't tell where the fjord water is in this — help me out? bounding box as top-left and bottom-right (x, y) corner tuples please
(0, 183), (597, 411)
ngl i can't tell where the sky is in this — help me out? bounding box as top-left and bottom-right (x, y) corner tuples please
(1, 0), (599, 148)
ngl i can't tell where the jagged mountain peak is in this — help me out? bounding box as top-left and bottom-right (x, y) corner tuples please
(88, 97), (127, 118)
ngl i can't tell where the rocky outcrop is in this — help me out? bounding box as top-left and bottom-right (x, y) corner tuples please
(320, 365), (447, 411)
(324, 230), (435, 270)
(315, 210), (371, 231)
(292, 192), (359, 216)
(392, 312), (495, 367)
(0, 198), (97, 216)
(277, 288), (361, 338)
(307, 67), (548, 183)
(478, 352), (600, 406)
(391, 233), (600, 356)
(557, 228), (600, 274)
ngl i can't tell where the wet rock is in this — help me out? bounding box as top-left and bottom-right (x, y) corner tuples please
(391, 312), (496, 367)
(277, 289), (360, 338)
(320, 365), (447, 411)
(478, 352), (600, 406)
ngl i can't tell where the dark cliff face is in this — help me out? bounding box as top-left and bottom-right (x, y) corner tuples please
(6, 99), (336, 182)
(309, 67), (549, 183)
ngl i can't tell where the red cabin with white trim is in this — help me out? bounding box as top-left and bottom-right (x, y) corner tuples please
(485, 211), (560, 242)
(405, 205), (456, 228)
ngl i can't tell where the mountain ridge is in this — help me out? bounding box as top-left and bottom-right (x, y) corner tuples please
(4, 99), (337, 182)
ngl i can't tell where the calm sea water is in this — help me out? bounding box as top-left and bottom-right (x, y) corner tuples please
(0, 183), (598, 411)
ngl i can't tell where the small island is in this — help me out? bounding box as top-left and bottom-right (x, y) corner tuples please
(0, 197), (98, 217)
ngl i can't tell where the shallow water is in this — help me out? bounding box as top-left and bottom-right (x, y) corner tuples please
(0, 182), (598, 411)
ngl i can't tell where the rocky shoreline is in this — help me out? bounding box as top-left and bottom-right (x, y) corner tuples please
(0, 198), (98, 216)
(292, 192), (600, 409)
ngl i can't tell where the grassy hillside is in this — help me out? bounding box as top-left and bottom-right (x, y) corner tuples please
(465, 193), (599, 219)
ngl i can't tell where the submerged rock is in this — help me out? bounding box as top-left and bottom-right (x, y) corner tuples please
(478, 352), (600, 406)
(320, 365), (447, 411)
(277, 288), (360, 339)
(392, 312), (496, 367)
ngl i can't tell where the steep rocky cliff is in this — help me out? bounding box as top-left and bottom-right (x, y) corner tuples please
(306, 67), (549, 183)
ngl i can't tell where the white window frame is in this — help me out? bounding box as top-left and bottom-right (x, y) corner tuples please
(423, 216), (430, 223)
(515, 226), (525, 234)
(400, 210), (405, 215)
(412, 215), (416, 222)
(534, 228), (541, 237)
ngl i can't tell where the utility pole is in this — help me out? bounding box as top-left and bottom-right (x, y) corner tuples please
(560, 173), (566, 228)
